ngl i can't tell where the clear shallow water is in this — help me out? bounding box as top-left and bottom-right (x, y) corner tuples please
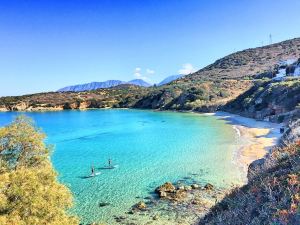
(0, 109), (243, 224)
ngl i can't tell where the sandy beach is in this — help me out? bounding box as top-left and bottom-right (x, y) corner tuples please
(214, 112), (282, 180)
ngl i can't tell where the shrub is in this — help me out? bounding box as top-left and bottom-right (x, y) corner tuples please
(0, 116), (78, 225)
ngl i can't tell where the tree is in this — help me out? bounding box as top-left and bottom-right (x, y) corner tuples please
(0, 116), (49, 171)
(0, 116), (78, 225)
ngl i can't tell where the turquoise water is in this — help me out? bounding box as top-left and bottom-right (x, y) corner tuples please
(0, 109), (242, 224)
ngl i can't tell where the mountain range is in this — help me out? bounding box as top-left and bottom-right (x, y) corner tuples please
(58, 79), (151, 92)
(157, 74), (184, 86)
(58, 75), (183, 92)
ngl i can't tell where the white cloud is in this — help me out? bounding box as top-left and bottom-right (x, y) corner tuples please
(178, 63), (196, 75)
(133, 67), (154, 82)
(146, 69), (155, 74)
(134, 67), (142, 78)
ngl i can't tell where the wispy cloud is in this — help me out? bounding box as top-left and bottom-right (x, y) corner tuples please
(178, 63), (197, 75)
(133, 67), (155, 82)
(146, 68), (155, 74)
(134, 67), (142, 78)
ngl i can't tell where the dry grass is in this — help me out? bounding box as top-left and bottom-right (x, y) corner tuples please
(198, 143), (300, 225)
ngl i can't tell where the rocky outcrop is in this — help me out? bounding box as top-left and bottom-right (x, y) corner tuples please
(155, 182), (176, 198)
(200, 143), (300, 225)
(0, 107), (8, 112)
(224, 79), (300, 122)
(280, 119), (300, 145)
(132, 201), (147, 211)
(11, 102), (29, 111)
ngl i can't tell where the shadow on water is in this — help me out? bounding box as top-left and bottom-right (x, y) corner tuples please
(57, 132), (111, 143)
(78, 175), (94, 179)
(98, 165), (119, 170)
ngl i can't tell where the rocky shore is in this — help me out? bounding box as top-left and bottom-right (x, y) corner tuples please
(112, 180), (228, 225)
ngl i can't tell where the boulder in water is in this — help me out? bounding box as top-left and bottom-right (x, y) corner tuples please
(98, 202), (110, 207)
(133, 201), (147, 210)
(184, 185), (192, 191)
(155, 182), (176, 194)
(191, 184), (199, 189)
(204, 183), (214, 190)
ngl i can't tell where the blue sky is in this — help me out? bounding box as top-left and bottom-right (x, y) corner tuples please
(0, 0), (300, 96)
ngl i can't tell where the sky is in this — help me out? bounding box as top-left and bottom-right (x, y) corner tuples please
(0, 0), (300, 96)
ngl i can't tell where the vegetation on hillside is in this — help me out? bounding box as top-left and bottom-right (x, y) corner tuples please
(224, 79), (300, 122)
(199, 142), (300, 225)
(1, 38), (300, 113)
(0, 116), (78, 225)
(134, 80), (251, 111)
(189, 38), (300, 80)
(0, 80), (252, 112)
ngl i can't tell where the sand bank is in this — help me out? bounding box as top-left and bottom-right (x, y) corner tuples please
(214, 112), (282, 180)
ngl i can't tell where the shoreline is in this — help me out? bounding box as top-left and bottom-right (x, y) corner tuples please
(1, 107), (282, 179)
(213, 111), (282, 182)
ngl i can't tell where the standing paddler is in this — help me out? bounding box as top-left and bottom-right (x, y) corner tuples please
(91, 165), (95, 176)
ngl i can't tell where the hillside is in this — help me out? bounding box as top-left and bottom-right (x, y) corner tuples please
(0, 38), (300, 112)
(223, 79), (300, 122)
(134, 80), (251, 111)
(199, 141), (300, 225)
(0, 85), (149, 111)
(182, 38), (300, 81)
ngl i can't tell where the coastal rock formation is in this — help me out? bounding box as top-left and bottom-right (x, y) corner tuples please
(155, 182), (188, 201)
(191, 184), (200, 189)
(154, 182), (211, 202)
(204, 183), (214, 190)
(133, 201), (147, 210)
(199, 143), (300, 225)
(281, 119), (300, 145)
(224, 79), (300, 122)
(155, 182), (176, 193)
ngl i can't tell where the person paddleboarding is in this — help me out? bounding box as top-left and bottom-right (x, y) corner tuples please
(91, 165), (95, 176)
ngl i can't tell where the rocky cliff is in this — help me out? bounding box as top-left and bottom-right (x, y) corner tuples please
(223, 79), (300, 122)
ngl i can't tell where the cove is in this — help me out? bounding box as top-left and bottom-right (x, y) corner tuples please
(0, 109), (243, 224)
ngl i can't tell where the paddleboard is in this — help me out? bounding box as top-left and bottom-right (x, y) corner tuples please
(100, 165), (119, 170)
(83, 172), (101, 179)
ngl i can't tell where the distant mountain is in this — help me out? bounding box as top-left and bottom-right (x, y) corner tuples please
(58, 79), (151, 92)
(127, 79), (152, 87)
(158, 74), (184, 86)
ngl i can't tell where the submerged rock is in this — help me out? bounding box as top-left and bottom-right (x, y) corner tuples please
(191, 184), (199, 189)
(153, 215), (159, 220)
(173, 189), (187, 200)
(133, 201), (147, 210)
(184, 185), (192, 191)
(192, 198), (202, 205)
(204, 183), (214, 190)
(159, 191), (167, 198)
(155, 182), (176, 193)
(98, 202), (110, 207)
(178, 185), (185, 190)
